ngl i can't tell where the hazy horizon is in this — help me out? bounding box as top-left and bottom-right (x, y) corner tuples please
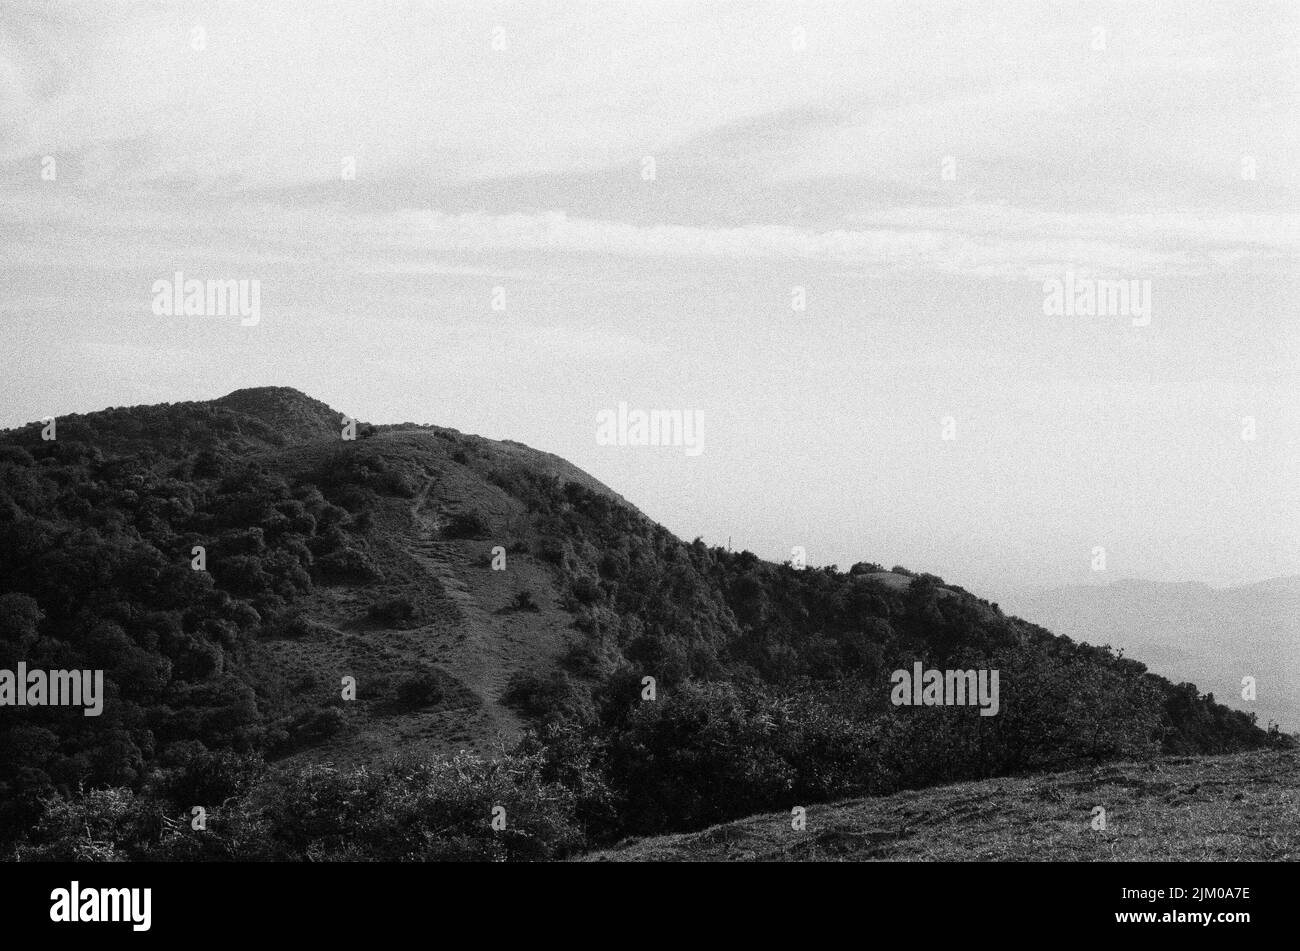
(3, 0), (1297, 595)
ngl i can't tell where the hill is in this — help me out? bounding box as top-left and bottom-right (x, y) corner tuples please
(0, 387), (1288, 859)
(582, 748), (1300, 861)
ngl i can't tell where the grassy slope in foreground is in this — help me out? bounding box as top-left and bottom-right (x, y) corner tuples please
(582, 749), (1300, 861)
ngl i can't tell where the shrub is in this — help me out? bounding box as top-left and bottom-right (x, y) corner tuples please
(316, 547), (381, 582)
(278, 613), (333, 640)
(290, 707), (347, 745)
(262, 753), (586, 861)
(444, 511), (488, 538)
(367, 596), (418, 627)
(849, 561), (885, 575)
(502, 670), (590, 724)
(605, 681), (797, 834)
(509, 590), (540, 612)
(395, 672), (444, 709)
(154, 744), (267, 807)
(570, 575), (602, 605)
(13, 787), (153, 862)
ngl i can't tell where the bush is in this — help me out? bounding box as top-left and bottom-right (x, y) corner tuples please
(849, 561), (885, 575)
(278, 613), (333, 640)
(570, 575), (602, 605)
(367, 596), (418, 627)
(502, 670), (590, 724)
(14, 787), (153, 862)
(444, 511), (488, 539)
(262, 752), (586, 860)
(290, 707), (347, 745)
(154, 745), (267, 807)
(509, 590), (540, 612)
(395, 672), (444, 709)
(316, 547), (381, 582)
(605, 682), (798, 834)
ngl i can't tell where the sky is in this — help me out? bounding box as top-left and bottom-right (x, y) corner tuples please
(1, 0), (1297, 597)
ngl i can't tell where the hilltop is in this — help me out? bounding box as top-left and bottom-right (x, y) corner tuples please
(1, 386), (637, 763)
(0, 387), (1287, 859)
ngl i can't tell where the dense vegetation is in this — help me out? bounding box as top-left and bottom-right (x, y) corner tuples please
(0, 389), (1287, 860)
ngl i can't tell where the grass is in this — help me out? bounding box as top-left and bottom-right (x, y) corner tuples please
(581, 748), (1300, 861)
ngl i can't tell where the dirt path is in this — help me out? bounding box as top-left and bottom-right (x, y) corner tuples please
(409, 475), (524, 741)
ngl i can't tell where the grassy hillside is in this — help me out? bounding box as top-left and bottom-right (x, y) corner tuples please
(583, 748), (1300, 861)
(0, 387), (1289, 860)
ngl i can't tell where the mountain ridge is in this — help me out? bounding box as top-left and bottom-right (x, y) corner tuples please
(0, 386), (1286, 858)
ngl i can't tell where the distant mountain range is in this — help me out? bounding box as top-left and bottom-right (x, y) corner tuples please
(1000, 578), (1300, 732)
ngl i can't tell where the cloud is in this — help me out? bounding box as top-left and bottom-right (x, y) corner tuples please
(3, 0), (1295, 207)
(1, 2), (1295, 281)
(325, 205), (1300, 278)
(2, 194), (1295, 280)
